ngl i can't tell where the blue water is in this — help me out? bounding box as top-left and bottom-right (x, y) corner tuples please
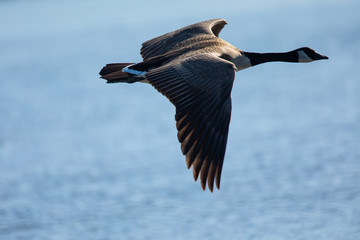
(1, 0), (359, 239)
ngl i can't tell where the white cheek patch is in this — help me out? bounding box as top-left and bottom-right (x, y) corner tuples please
(123, 64), (147, 77)
(297, 50), (313, 63)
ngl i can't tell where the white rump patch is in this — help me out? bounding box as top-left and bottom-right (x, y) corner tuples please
(297, 50), (312, 63)
(123, 64), (147, 77)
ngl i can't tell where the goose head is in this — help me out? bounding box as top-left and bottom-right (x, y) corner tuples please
(296, 47), (329, 63)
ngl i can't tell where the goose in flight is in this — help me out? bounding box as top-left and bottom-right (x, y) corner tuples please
(99, 19), (328, 192)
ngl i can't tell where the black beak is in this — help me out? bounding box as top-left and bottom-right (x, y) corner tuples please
(314, 52), (329, 60)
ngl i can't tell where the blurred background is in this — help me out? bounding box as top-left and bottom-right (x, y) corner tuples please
(1, 0), (359, 239)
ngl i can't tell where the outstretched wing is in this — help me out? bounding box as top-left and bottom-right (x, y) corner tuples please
(145, 53), (235, 191)
(141, 19), (227, 61)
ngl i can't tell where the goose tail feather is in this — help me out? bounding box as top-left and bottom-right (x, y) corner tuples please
(99, 63), (142, 84)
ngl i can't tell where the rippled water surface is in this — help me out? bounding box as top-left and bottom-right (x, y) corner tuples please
(1, 0), (360, 239)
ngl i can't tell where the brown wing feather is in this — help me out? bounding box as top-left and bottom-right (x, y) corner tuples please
(140, 19), (227, 61)
(145, 53), (235, 191)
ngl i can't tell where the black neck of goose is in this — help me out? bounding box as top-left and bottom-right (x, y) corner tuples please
(244, 50), (298, 67)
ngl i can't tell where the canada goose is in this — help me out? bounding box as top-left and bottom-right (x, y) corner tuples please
(99, 19), (328, 192)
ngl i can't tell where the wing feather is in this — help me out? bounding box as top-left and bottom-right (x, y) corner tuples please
(141, 19), (227, 60)
(145, 53), (235, 191)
